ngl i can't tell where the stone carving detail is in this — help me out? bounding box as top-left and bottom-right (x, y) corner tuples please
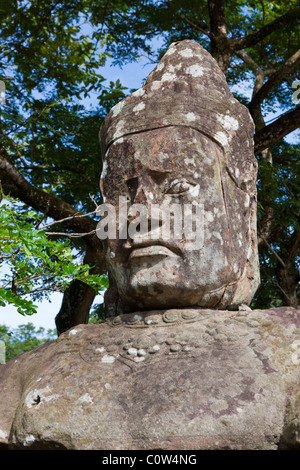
(1, 305), (300, 449)
(99, 39), (260, 315)
(77, 308), (298, 372)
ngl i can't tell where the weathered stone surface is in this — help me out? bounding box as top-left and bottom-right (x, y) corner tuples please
(99, 40), (260, 314)
(1, 307), (300, 450)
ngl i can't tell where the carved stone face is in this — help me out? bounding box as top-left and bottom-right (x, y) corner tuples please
(99, 39), (260, 313)
(100, 126), (258, 311)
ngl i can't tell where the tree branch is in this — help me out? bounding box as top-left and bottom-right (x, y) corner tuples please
(235, 50), (266, 127)
(45, 230), (97, 238)
(0, 150), (96, 235)
(235, 49), (265, 96)
(232, 8), (300, 51)
(250, 49), (300, 113)
(254, 106), (300, 154)
(235, 50), (262, 74)
(207, 0), (233, 72)
(208, 0), (227, 37)
(285, 230), (300, 266)
(39, 208), (100, 231)
(274, 229), (300, 308)
(167, 1), (211, 37)
(261, 237), (286, 268)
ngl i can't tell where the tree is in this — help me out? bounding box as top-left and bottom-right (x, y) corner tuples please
(0, 323), (56, 361)
(0, 1), (299, 336)
(0, 1), (126, 333)
(0, 192), (108, 316)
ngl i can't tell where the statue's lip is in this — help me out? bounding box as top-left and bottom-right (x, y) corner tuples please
(128, 241), (182, 259)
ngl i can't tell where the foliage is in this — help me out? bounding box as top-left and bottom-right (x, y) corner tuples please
(0, 0), (128, 214)
(0, 1), (124, 321)
(0, 323), (56, 361)
(0, 307), (106, 361)
(0, 193), (108, 316)
(252, 140), (300, 309)
(88, 302), (106, 324)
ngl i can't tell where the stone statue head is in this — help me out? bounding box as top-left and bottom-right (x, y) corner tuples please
(99, 40), (260, 315)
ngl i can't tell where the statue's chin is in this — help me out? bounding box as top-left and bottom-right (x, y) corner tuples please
(109, 255), (255, 312)
(121, 281), (229, 311)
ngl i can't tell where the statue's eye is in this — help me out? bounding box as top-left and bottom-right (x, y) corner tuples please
(166, 180), (195, 195)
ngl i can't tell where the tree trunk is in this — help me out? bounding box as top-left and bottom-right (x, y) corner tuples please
(55, 280), (96, 335)
(208, 0), (233, 73)
(275, 263), (299, 309)
(275, 230), (300, 309)
(55, 240), (107, 335)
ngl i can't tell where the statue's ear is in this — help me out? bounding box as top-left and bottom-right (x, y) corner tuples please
(228, 196), (260, 309)
(104, 274), (124, 318)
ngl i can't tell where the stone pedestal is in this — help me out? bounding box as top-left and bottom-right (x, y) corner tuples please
(1, 307), (300, 450)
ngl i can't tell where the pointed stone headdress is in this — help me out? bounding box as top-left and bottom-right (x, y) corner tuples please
(100, 39), (257, 197)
